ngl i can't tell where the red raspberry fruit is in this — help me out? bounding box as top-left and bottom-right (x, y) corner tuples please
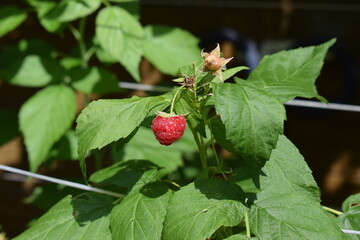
(151, 113), (186, 146)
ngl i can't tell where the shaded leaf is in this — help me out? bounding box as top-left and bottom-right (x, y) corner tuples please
(117, 127), (184, 176)
(89, 159), (159, 189)
(0, 55), (66, 87)
(70, 66), (121, 94)
(43, 0), (101, 22)
(162, 179), (246, 240)
(246, 39), (336, 102)
(111, 182), (172, 240)
(0, 5), (27, 37)
(47, 130), (78, 161)
(20, 85), (76, 171)
(96, 6), (143, 80)
(214, 82), (285, 169)
(26, 0), (66, 33)
(14, 194), (113, 240)
(338, 193), (360, 240)
(143, 25), (201, 76)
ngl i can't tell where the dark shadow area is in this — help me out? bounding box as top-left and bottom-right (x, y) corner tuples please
(70, 193), (113, 226)
(139, 181), (169, 198)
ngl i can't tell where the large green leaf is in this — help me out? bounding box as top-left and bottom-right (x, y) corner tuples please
(249, 135), (346, 240)
(162, 179), (246, 240)
(14, 194), (113, 240)
(246, 39), (336, 102)
(96, 7), (143, 81)
(111, 182), (172, 240)
(0, 55), (66, 87)
(143, 25), (201, 76)
(43, 0), (102, 22)
(69, 66), (121, 94)
(76, 95), (171, 177)
(117, 127), (184, 176)
(0, 5), (27, 37)
(214, 82), (285, 169)
(19, 85), (76, 171)
(47, 130), (78, 161)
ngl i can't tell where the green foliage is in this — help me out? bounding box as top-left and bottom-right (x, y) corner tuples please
(69, 66), (121, 94)
(214, 82), (285, 169)
(163, 179), (246, 240)
(111, 182), (172, 240)
(143, 25), (201, 76)
(246, 39), (335, 102)
(249, 136), (346, 240)
(76, 95), (171, 177)
(96, 6), (143, 80)
(339, 193), (360, 240)
(0, 5), (27, 37)
(19, 85), (76, 171)
(14, 194), (114, 240)
(1, 2), (354, 239)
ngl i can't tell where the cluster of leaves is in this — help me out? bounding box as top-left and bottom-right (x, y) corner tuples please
(14, 36), (360, 239)
(0, 0), (201, 172)
(2, 1), (360, 240)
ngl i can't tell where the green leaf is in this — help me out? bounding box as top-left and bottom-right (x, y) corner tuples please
(338, 193), (360, 240)
(249, 135), (346, 240)
(43, 0), (102, 22)
(174, 90), (206, 137)
(60, 57), (82, 70)
(69, 66), (121, 94)
(111, 182), (172, 240)
(14, 194), (113, 240)
(143, 25), (201, 76)
(0, 6), (27, 37)
(118, 127), (184, 176)
(90, 159), (159, 189)
(19, 85), (76, 171)
(342, 193), (360, 212)
(47, 130), (78, 161)
(96, 6), (143, 81)
(246, 39), (336, 102)
(222, 66), (249, 82)
(162, 179), (246, 240)
(0, 55), (66, 87)
(214, 82), (285, 169)
(26, 0), (66, 33)
(0, 109), (19, 146)
(76, 95), (171, 177)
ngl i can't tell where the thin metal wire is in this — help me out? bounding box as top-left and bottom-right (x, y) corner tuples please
(0, 164), (123, 198)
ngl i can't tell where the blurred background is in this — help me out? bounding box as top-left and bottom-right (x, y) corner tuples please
(1, 0), (360, 238)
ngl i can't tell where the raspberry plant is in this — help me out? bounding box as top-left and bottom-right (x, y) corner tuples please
(1, 1), (360, 240)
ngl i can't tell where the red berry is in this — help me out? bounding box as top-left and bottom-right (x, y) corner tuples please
(151, 113), (186, 146)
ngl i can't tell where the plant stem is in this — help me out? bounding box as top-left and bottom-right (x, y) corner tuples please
(69, 18), (88, 68)
(102, 0), (112, 7)
(161, 180), (181, 189)
(245, 209), (251, 237)
(170, 86), (184, 115)
(189, 125), (207, 170)
(322, 206), (343, 216)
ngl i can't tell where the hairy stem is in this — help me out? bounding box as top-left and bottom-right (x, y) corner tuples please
(189, 125), (207, 170)
(170, 86), (184, 115)
(322, 206), (343, 216)
(245, 209), (251, 237)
